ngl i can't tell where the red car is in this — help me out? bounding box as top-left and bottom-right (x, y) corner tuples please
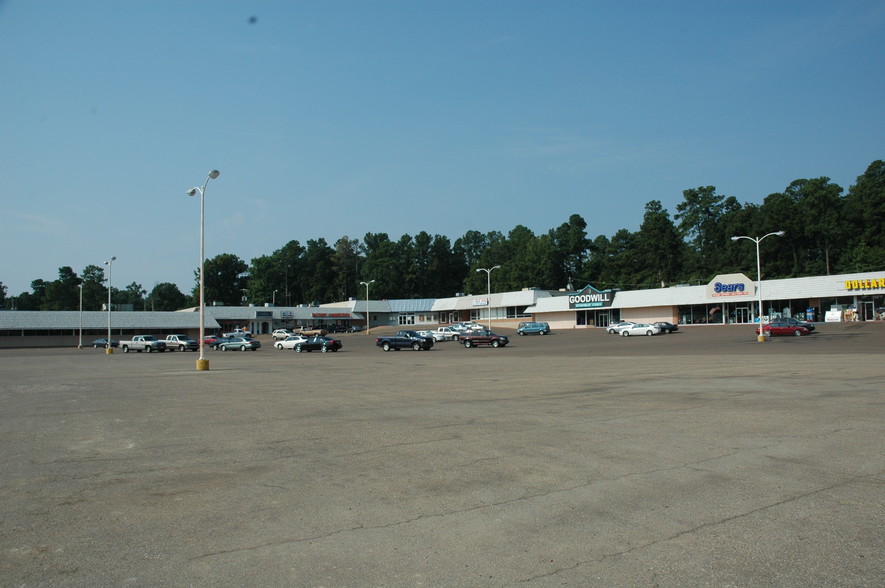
(755, 319), (811, 337)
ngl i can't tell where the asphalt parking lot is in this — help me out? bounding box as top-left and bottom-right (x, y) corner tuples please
(1, 323), (883, 586)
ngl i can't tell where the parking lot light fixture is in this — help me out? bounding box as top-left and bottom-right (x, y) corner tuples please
(187, 169), (220, 371)
(731, 231), (785, 342)
(104, 257), (116, 354)
(476, 265), (501, 329)
(78, 283), (83, 349)
(360, 280), (375, 334)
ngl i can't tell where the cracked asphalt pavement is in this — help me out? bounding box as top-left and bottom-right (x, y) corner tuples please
(1, 323), (883, 586)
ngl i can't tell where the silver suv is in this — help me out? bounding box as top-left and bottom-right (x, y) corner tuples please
(272, 329), (295, 341)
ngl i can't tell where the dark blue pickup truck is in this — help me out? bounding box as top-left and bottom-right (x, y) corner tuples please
(376, 330), (434, 351)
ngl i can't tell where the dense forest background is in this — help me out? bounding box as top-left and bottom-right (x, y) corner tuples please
(3, 160), (883, 312)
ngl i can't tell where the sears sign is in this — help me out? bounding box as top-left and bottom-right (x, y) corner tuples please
(568, 285), (615, 309)
(707, 273), (754, 298)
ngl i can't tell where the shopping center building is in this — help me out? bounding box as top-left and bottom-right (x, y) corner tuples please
(1, 271), (882, 347)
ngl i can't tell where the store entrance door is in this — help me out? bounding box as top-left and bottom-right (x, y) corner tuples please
(735, 306), (751, 324)
(860, 300), (875, 321)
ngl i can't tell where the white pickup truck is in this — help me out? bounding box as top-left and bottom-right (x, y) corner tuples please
(119, 335), (167, 353)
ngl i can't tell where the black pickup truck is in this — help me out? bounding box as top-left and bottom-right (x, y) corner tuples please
(376, 330), (434, 351)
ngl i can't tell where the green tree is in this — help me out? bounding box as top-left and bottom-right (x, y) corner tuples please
(246, 254), (278, 306)
(41, 267), (80, 310)
(843, 160), (885, 271)
(148, 282), (188, 311)
(301, 238), (336, 303)
(675, 186), (731, 278)
(331, 236), (362, 301)
(636, 201), (685, 287)
(550, 214), (590, 284)
(0, 282), (6, 309)
(197, 253), (248, 306)
(121, 282), (147, 310)
(80, 264), (107, 311)
(361, 232), (399, 299)
(426, 234), (465, 297)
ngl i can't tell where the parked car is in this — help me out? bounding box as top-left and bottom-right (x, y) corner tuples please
(216, 337), (261, 351)
(619, 323), (661, 337)
(348, 325), (364, 333)
(326, 324), (348, 333)
(207, 336), (232, 350)
(653, 321), (679, 334)
(607, 321), (636, 335)
(517, 321), (550, 335)
(275, 335), (309, 350)
(772, 317), (816, 332)
(756, 320), (812, 337)
(294, 335), (342, 353)
(460, 329), (509, 348)
(272, 329), (296, 341)
(91, 338), (118, 348)
(203, 335), (221, 346)
(417, 329), (448, 342)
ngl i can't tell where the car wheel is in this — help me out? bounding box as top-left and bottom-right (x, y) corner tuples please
(794, 330), (803, 337)
(321, 346), (329, 353)
(240, 345), (247, 351)
(122, 346), (129, 353)
(179, 345), (186, 352)
(541, 331), (547, 335)
(452, 335), (459, 341)
(491, 340), (500, 348)
(621, 331), (629, 337)
(412, 342), (420, 351)
(275, 344), (282, 350)
(464, 340), (472, 348)
(146, 346), (152, 353)
(382, 342), (391, 351)
(608, 329), (616, 335)
(518, 331), (524, 336)
(221, 346), (228, 351)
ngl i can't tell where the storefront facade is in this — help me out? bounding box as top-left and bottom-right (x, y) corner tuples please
(524, 271), (885, 328)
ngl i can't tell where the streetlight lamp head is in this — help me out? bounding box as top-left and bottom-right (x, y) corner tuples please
(208, 170), (220, 180)
(775, 231), (785, 237)
(186, 187), (198, 197)
(730, 236), (739, 241)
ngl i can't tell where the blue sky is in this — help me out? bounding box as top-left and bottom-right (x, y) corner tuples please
(2, 1), (883, 297)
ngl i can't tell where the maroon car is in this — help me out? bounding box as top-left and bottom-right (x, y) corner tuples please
(755, 319), (812, 337)
(460, 329), (510, 348)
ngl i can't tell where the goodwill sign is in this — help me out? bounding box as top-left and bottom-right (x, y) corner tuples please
(568, 285), (615, 309)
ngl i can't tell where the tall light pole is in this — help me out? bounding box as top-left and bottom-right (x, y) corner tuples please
(476, 265), (501, 330)
(731, 231), (785, 341)
(78, 283), (83, 349)
(360, 280), (375, 334)
(273, 290), (278, 305)
(104, 257), (116, 354)
(187, 169), (220, 371)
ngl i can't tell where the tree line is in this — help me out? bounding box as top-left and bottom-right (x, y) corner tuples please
(2, 160), (882, 312)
